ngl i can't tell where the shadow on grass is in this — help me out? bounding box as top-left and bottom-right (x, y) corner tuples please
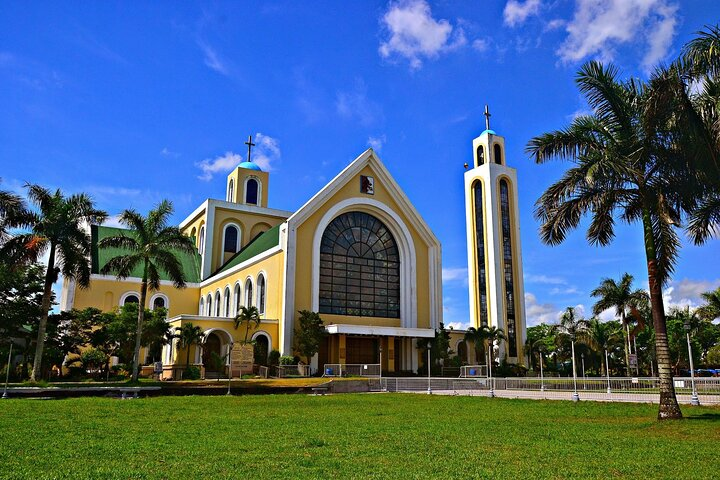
(686, 412), (720, 421)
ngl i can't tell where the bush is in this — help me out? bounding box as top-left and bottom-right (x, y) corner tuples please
(494, 362), (528, 377)
(268, 350), (281, 366)
(279, 355), (296, 365)
(183, 366), (201, 380)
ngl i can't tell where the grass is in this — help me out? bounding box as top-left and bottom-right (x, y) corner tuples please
(0, 394), (718, 479)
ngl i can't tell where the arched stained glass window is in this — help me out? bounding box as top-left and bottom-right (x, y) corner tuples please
(257, 274), (266, 314)
(500, 179), (517, 356)
(244, 279), (253, 307)
(472, 181), (488, 327)
(215, 291), (221, 316)
(224, 225), (238, 253)
(246, 179), (259, 205)
(319, 211), (400, 318)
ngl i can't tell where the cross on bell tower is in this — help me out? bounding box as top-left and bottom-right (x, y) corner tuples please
(245, 135), (256, 163)
(484, 105), (491, 131)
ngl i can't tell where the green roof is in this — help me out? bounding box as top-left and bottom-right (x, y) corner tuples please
(216, 224), (281, 275)
(91, 225), (202, 283)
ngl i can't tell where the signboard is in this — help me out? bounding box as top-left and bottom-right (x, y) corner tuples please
(631, 377), (639, 384)
(628, 354), (638, 368)
(230, 343), (254, 375)
(674, 380), (685, 388)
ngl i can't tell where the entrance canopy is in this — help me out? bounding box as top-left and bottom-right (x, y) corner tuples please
(324, 324), (434, 338)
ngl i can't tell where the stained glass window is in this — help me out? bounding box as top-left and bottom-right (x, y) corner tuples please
(473, 181), (488, 327)
(500, 179), (517, 356)
(224, 225), (238, 253)
(319, 211), (400, 318)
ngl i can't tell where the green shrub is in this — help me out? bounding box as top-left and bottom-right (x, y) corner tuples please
(268, 349), (281, 366)
(183, 366), (201, 380)
(279, 355), (296, 365)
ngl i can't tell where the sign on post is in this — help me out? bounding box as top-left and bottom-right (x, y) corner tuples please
(628, 354), (638, 369)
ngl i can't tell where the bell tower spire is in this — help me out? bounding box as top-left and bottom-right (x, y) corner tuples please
(464, 108), (526, 365)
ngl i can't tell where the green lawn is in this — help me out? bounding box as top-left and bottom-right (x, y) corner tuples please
(1, 394), (718, 479)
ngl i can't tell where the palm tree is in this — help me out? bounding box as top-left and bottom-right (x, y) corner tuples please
(484, 326), (506, 365)
(463, 326), (489, 364)
(99, 200), (195, 382)
(526, 61), (689, 419)
(175, 323), (205, 369)
(585, 318), (622, 375)
(0, 184), (37, 265)
(234, 305), (261, 345)
(25, 185), (107, 381)
(696, 288), (720, 321)
(591, 274), (647, 370)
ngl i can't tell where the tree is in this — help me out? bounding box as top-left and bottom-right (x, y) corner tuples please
(485, 326), (506, 364)
(99, 200), (195, 382)
(697, 288), (720, 322)
(175, 323), (205, 369)
(463, 326), (489, 364)
(585, 318), (622, 375)
(591, 273), (647, 370)
(25, 185), (107, 381)
(525, 323), (556, 371)
(235, 305), (262, 345)
(0, 184), (37, 265)
(526, 61), (691, 419)
(293, 310), (326, 365)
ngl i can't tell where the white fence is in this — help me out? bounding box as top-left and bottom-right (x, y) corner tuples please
(323, 364), (381, 377)
(460, 365), (488, 378)
(377, 376), (720, 404)
(276, 364), (311, 378)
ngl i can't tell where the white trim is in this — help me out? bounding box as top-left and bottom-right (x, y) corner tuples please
(201, 206), (216, 280)
(198, 297), (205, 316)
(206, 293), (213, 316)
(90, 274), (201, 289)
(221, 222), (242, 255)
(310, 198), (417, 329)
(198, 225), (206, 255)
(324, 324), (434, 338)
(167, 314), (279, 325)
(251, 330), (272, 355)
(203, 328), (234, 365)
(149, 293), (169, 310)
(183, 199), (290, 226)
(244, 176), (262, 206)
(119, 291), (141, 306)
(60, 277), (76, 311)
(179, 200), (209, 230)
(200, 245), (282, 287)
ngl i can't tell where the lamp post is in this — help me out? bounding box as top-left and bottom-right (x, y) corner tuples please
(226, 341), (234, 396)
(605, 349), (611, 395)
(2, 342), (13, 400)
(581, 353), (586, 390)
(539, 350), (545, 392)
(488, 343), (495, 398)
(379, 342), (383, 381)
(571, 337), (579, 402)
(684, 320), (700, 406)
(426, 346), (432, 395)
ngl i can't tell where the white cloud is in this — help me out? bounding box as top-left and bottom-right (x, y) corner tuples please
(379, 0), (466, 69)
(549, 286), (581, 296)
(367, 135), (387, 151)
(557, 0), (679, 72)
(195, 133), (281, 181)
(663, 278), (720, 312)
(103, 215), (125, 228)
(160, 147), (180, 158)
(545, 19), (565, 31)
(442, 267), (468, 285)
(472, 38), (490, 53)
(336, 79), (382, 126)
(197, 39), (229, 75)
(503, 0), (542, 27)
(524, 292), (561, 326)
(446, 321), (470, 331)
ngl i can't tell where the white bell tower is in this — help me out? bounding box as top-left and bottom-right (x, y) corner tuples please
(464, 106), (527, 363)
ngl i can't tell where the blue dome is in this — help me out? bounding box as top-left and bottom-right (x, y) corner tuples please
(239, 161), (263, 171)
(481, 129), (496, 135)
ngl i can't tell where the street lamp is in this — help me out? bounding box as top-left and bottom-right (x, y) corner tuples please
(488, 343), (495, 398)
(2, 342), (13, 400)
(605, 349), (611, 395)
(581, 353), (586, 390)
(684, 320), (700, 406)
(427, 346), (432, 395)
(571, 337), (579, 402)
(226, 341), (234, 396)
(539, 350), (545, 392)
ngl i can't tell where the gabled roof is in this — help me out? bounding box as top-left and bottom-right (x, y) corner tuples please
(214, 224), (281, 275)
(91, 225), (202, 283)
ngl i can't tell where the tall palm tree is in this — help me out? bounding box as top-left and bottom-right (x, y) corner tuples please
(484, 326), (506, 364)
(585, 318), (622, 375)
(175, 323), (205, 369)
(234, 305), (261, 345)
(696, 288), (720, 321)
(590, 273), (647, 370)
(526, 61), (690, 419)
(26, 185), (107, 381)
(463, 326), (489, 364)
(99, 200), (195, 382)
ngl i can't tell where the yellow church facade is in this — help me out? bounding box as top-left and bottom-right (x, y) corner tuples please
(62, 148), (443, 377)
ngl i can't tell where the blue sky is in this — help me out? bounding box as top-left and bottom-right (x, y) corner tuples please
(2, 0), (719, 326)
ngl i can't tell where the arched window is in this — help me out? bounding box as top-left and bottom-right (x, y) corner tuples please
(472, 181), (488, 327)
(234, 283), (241, 315)
(190, 227), (197, 243)
(228, 179), (234, 202)
(500, 179), (517, 356)
(206, 293), (213, 316)
(246, 178), (259, 205)
(152, 296), (166, 310)
(223, 287), (231, 317)
(319, 211), (400, 318)
(494, 144), (502, 165)
(198, 225), (206, 253)
(476, 145), (485, 166)
(122, 294), (139, 306)
(244, 279), (253, 307)
(257, 274), (266, 314)
(224, 225), (239, 253)
(458, 341), (468, 364)
(199, 297), (204, 315)
(215, 291), (221, 316)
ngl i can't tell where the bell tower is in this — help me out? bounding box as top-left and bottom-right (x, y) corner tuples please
(226, 135), (270, 207)
(464, 106), (526, 363)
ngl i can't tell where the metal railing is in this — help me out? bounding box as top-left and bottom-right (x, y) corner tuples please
(377, 376), (720, 404)
(276, 364), (311, 378)
(323, 364), (381, 377)
(460, 365), (488, 378)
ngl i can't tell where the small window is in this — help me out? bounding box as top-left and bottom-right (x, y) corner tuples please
(234, 283), (241, 315)
(476, 145), (485, 166)
(224, 225), (239, 253)
(257, 274), (266, 314)
(246, 179), (259, 205)
(224, 287), (231, 317)
(245, 279), (253, 307)
(494, 144), (502, 165)
(123, 294), (139, 305)
(206, 294), (213, 316)
(215, 291), (221, 316)
(153, 297), (166, 310)
(228, 179), (234, 202)
(199, 226), (206, 253)
(199, 298), (204, 315)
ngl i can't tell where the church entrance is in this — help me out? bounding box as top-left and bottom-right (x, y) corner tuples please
(345, 336), (378, 364)
(202, 332), (223, 373)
